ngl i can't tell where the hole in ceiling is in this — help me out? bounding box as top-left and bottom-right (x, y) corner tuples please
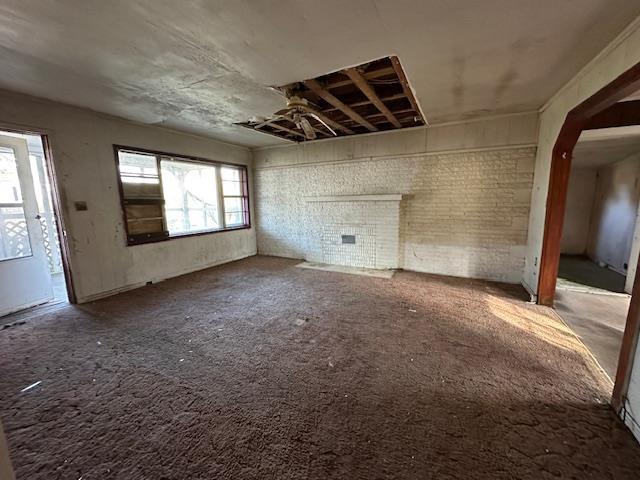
(236, 56), (425, 142)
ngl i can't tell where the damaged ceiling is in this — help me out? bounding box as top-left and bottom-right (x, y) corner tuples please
(0, 0), (639, 147)
(237, 56), (424, 142)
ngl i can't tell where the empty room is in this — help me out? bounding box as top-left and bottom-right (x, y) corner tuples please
(2, 1), (640, 479)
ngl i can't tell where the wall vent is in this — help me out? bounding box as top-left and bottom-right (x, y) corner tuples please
(341, 234), (356, 244)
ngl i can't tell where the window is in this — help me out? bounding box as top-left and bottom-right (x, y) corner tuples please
(221, 167), (249, 227)
(0, 146), (32, 260)
(115, 147), (250, 245)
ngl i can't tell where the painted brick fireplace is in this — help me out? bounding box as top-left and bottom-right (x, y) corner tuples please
(305, 194), (403, 269)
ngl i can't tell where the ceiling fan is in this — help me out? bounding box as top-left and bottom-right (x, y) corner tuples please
(254, 90), (338, 140)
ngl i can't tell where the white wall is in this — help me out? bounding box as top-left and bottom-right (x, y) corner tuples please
(560, 168), (597, 255)
(254, 113), (538, 284)
(523, 15), (640, 442)
(0, 90), (257, 303)
(587, 154), (640, 274)
(626, 203), (640, 293)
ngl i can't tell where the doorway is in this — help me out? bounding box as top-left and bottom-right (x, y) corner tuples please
(0, 129), (72, 319)
(553, 127), (640, 380)
(537, 60), (640, 413)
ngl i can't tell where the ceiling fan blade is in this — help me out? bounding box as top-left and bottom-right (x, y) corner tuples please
(274, 108), (292, 116)
(309, 113), (337, 136)
(300, 117), (317, 140)
(255, 115), (286, 129)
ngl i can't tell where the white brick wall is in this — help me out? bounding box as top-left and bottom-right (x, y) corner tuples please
(254, 145), (536, 284)
(305, 197), (402, 269)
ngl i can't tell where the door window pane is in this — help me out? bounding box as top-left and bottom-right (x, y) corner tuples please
(0, 146), (32, 260)
(161, 159), (221, 235)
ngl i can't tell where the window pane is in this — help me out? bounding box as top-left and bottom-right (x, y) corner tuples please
(160, 159), (220, 235)
(222, 180), (242, 196)
(118, 151), (159, 184)
(223, 197), (243, 213)
(221, 167), (241, 181)
(0, 147), (32, 260)
(0, 206), (32, 260)
(0, 147), (23, 203)
(225, 211), (245, 227)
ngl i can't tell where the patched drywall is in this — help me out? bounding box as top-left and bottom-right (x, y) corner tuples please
(254, 113), (538, 283)
(560, 169), (597, 255)
(0, 1), (638, 146)
(0, 90), (256, 303)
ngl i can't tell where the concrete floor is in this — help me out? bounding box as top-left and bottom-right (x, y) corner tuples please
(51, 272), (68, 303)
(555, 255), (630, 380)
(558, 254), (626, 293)
(1, 256), (639, 479)
(554, 289), (628, 380)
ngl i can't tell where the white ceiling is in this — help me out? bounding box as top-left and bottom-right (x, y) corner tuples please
(1, 1), (639, 147)
(573, 127), (640, 169)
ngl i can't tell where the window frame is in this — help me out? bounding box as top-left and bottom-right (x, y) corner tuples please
(114, 145), (251, 246)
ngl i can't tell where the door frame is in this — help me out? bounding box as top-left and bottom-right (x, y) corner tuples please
(0, 123), (76, 305)
(537, 60), (640, 412)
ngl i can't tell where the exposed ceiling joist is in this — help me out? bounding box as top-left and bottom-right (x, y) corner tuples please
(344, 68), (402, 128)
(261, 121), (306, 139)
(304, 79), (378, 132)
(300, 105), (354, 135)
(327, 66), (396, 89)
(363, 108), (415, 120)
(390, 56), (423, 123)
(323, 93), (407, 114)
(238, 56), (423, 142)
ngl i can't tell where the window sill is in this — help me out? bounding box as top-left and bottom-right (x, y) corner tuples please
(127, 225), (251, 246)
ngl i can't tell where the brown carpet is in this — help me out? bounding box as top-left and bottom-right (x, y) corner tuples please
(0, 255), (638, 479)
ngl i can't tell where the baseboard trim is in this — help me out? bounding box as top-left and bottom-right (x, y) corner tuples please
(77, 251), (257, 303)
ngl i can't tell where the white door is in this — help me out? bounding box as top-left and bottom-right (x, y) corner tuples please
(0, 134), (52, 316)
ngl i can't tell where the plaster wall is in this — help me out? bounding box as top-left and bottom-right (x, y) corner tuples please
(0, 90), (256, 303)
(523, 16), (640, 442)
(626, 201), (640, 294)
(560, 168), (597, 255)
(254, 113), (538, 284)
(587, 155), (640, 275)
